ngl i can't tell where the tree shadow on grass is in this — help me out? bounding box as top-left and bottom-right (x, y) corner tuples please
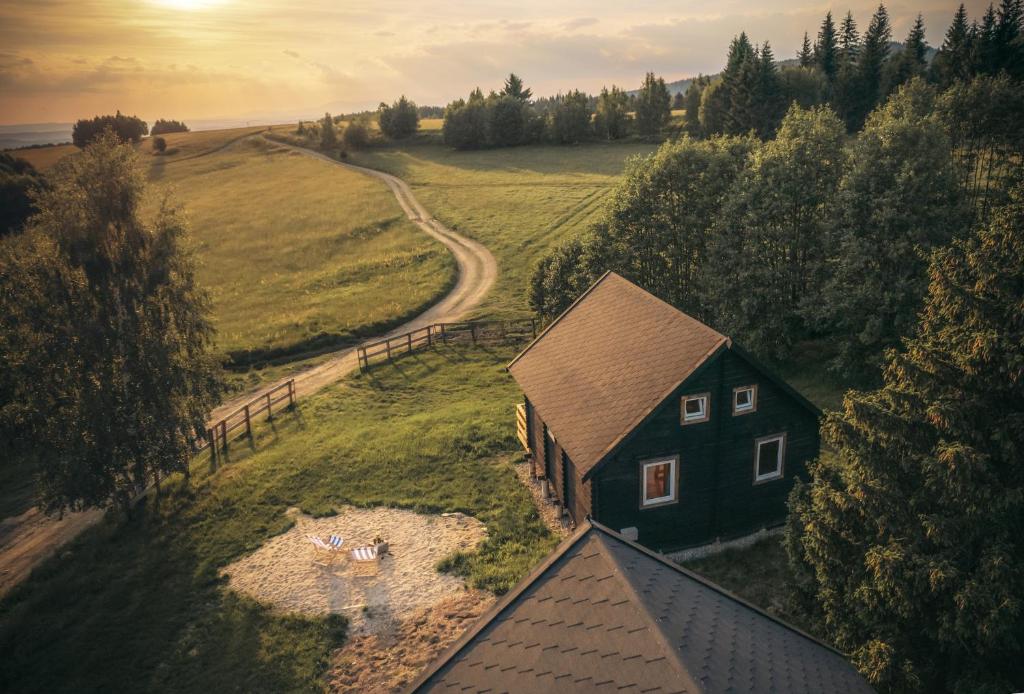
(0, 453), (344, 693)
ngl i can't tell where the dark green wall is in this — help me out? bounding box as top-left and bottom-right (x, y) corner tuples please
(592, 349), (820, 552)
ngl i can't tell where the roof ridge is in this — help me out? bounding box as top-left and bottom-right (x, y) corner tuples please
(591, 532), (705, 694)
(588, 520), (847, 658)
(404, 523), (596, 693)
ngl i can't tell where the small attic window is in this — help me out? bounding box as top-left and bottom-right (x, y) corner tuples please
(754, 433), (786, 483)
(641, 456), (678, 507)
(733, 385), (757, 415)
(681, 393), (710, 425)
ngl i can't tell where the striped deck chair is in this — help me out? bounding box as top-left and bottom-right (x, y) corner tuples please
(349, 545), (380, 576)
(307, 534), (344, 565)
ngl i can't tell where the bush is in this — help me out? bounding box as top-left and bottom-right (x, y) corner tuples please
(342, 118), (370, 149)
(152, 136), (167, 153)
(443, 98), (488, 150)
(378, 96), (419, 139)
(319, 112), (337, 150)
(0, 153), (45, 237)
(71, 112), (148, 147)
(150, 119), (189, 135)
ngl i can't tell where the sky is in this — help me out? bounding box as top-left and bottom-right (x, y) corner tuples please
(0, 0), (991, 126)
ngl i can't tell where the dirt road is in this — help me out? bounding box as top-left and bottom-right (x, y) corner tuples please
(0, 140), (497, 597)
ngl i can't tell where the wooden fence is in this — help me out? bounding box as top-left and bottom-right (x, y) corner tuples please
(357, 319), (538, 372)
(197, 378), (295, 464)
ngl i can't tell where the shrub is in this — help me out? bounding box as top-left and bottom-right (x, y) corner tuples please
(152, 136), (167, 153)
(342, 118), (370, 149)
(150, 119), (189, 135)
(71, 111), (148, 147)
(378, 96), (419, 139)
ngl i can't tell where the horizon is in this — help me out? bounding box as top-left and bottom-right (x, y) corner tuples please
(0, 0), (989, 127)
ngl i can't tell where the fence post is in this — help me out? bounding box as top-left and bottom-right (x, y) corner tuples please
(386, 338), (392, 361)
(288, 379), (295, 407)
(244, 405), (252, 439)
(427, 325), (433, 348)
(441, 323), (448, 344)
(266, 392), (273, 420)
(471, 323), (477, 345)
(531, 319), (537, 338)
(220, 420), (228, 452)
(209, 428), (217, 464)
(407, 332), (413, 353)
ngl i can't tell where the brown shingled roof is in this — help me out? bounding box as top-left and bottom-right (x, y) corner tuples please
(507, 272), (728, 478)
(408, 520), (874, 694)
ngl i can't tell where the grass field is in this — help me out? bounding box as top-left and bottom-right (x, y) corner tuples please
(348, 141), (657, 318)
(142, 134), (454, 363)
(8, 143), (78, 171)
(0, 344), (555, 692)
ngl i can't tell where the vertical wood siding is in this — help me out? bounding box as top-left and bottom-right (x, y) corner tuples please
(592, 350), (819, 552)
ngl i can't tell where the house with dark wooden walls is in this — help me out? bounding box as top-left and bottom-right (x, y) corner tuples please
(508, 271), (821, 552)
(408, 520), (872, 693)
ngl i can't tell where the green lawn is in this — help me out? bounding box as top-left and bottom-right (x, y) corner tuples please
(142, 134), (454, 364)
(0, 345), (554, 692)
(348, 141), (658, 319)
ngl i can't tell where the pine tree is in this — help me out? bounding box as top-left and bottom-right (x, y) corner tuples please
(798, 32), (814, 66)
(787, 182), (1024, 692)
(719, 33), (757, 134)
(681, 77), (705, 134)
(932, 5), (974, 85)
(634, 72), (671, 140)
(995, 0), (1023, 77)
(975, 5), (1000, 74)
(850, 3), (893, 130)
(753, 42), (785, 137)
(500, 73), (532, 101)
(886, 14), (929, 92)
(815, 11), (840, 81)
(839, 11), (861, 66)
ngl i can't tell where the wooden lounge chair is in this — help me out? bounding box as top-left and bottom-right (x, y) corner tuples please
(349, 545), (380, 576)
(307, 534), (345, 565)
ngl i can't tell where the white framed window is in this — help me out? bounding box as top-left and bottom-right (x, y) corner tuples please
(680, 393), (710, 425)
(754, 433), (786, 483)
(733, 385), (758, 415)
(641, 456), (678, 508)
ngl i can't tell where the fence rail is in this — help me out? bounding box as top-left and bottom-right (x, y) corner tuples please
(196, 378), (295, 464)
(357, 319), (537, 372)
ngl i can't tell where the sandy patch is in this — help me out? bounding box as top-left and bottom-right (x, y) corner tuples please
(222, 506), (488, 635)
(326, 590), (495, 693)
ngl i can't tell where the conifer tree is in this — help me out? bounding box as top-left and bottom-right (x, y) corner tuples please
(834, 12), (862, 129)
(975, 5), (1000, 74)
(886, 15), (929, 92)
(849, 3), (892, 130)
(753, 42), (785, 137)
(815, 11), (839, 81)
(839, 11), (861, 65)
(995, 0), (1023, 77)
(681, 77), (705, 134)
(787, 183), (1024, 692)
(500, 73), (532, 101)
(634, 72), (671, 140)
(319, 112), (337, 149)
(931, 4), (974, 86)
(798, 32), (814, 66)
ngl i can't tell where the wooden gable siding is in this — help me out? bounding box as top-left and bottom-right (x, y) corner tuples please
(564, 454), (593, 524)
(525, 398), (545, 477)
(592, 349), (819, 552)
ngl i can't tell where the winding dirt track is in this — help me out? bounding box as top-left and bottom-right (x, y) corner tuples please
(0, 140), (496, 597)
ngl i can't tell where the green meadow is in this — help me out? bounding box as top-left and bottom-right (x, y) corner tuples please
(348, 141), (658, 318)
(0, 345), (555, 692)
(143, 134), (454, 363)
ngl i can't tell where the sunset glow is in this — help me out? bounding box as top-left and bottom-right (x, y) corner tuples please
(0, 0), (991, 125)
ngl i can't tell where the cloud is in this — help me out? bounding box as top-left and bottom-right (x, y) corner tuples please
(283, 49), (300, 58)
(561, 17), (599, 31)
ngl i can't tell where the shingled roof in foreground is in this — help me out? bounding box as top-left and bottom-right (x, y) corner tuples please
(408, 520), (873, 694)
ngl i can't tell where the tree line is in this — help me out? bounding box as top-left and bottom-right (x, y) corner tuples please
(531, 74), (1019, 382)
(441, 72), (674, 149)
(684, 1), (1024, 138)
